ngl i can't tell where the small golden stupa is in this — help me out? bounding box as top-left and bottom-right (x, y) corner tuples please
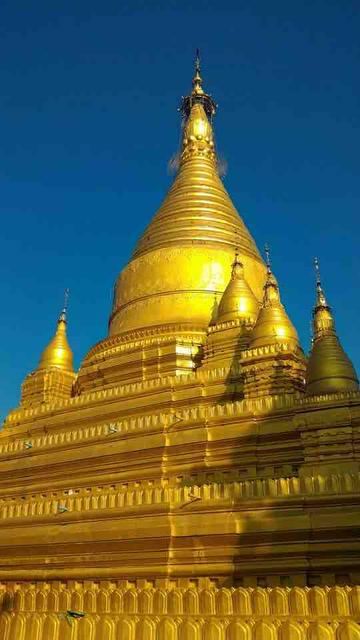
(306, 258), (359, 395)
(0, 53), (359, 640)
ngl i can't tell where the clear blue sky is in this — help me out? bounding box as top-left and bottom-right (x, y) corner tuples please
(0, 0), (359, 420)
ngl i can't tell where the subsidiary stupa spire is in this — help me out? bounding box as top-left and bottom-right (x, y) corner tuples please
(313, 257), (333, 332)
(38, 289), (74, 373)
(306, 259), (358, 395)
(241, 245), (306, 398)
(20, 290), (76, 408)
(215, 250), (259, 325)
(250, 245), (300, 348)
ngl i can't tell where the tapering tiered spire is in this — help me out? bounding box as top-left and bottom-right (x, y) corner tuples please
(19, 290), (75, 408)
(250, 246), (300, 348)
(129, 52), (262, 264)
(312, 257), (334, 335)
(215, 250), (259, 325)
(108, 54), (266, 338)
(38, 289), (74, 373)
(306, 259), (358, 395)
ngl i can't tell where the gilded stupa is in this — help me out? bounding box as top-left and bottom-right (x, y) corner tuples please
(0, 54), (360, 640)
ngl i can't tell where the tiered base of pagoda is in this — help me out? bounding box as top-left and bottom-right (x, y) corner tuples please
(1, 371), (360, 639)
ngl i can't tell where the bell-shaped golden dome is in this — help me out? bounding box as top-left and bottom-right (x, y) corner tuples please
(250, 252), (299, 348)
(38, 309), (74, 373)
(109, 56), (266, 337)
(306, 259), (358, 395)
(215, 253), (259, 324)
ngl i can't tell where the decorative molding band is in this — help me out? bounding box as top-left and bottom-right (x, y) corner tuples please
(0, 413), (166, 457)
(0, 612), (359, 640)
(0, 584), (359, 639)
(241, 342), (302, 359)
(4, 365), (204, 425)
(0, 473), (358, 522)
(4, 366), (359, 430)
(298, 390), (360, 406)
(84, 323), (208, 361)
(208, 317), (254, 334)
(1, 385), (303, 450)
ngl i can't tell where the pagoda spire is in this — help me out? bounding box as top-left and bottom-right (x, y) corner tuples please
(192, 48), (203, 96)
(314, 257), (330, 308)
(262, 243), (281, 305)
(19, 290), (76, 408)
(312, 257), (334, 333)
(38, 289), (74, 373)
(215, 249), (259, 325)
(110, 55), (266, 338)
(306, 259), (358, 395)
(241, 246), (306, 398)
(250, 246), (300, 348)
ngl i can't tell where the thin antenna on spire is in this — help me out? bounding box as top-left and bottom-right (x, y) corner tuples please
(264, 243), (271, 272)
(313, 257), (329, 308)
(192, 47), (203, 96)
(59, 288), (70, 322)
(195, 48), (201, 74)
(234, 228), (241, 264)
(63, 288), (69, 313)
(231, 230), (244, 276)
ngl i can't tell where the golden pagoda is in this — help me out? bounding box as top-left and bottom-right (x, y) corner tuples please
(0, 53), (360, 640)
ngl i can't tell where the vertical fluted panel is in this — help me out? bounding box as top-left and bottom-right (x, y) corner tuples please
(9, 612), (26, 640)
(115, 618), (135, 640)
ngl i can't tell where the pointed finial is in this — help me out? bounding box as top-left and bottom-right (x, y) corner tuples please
(195, 48), (200, 74)
(314, 257), (321, 286)
(180, 50), (217, 121)
(264, 243), (271, 274)
(261, 244), (279, 305)
(231, 245), (243, 276)
(192, 48), (203, 96)
(59, 288), (69, 323)
(313, 257), (328, 307)
(234, 229), (242, 265)
(311, 257), (335, 336)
